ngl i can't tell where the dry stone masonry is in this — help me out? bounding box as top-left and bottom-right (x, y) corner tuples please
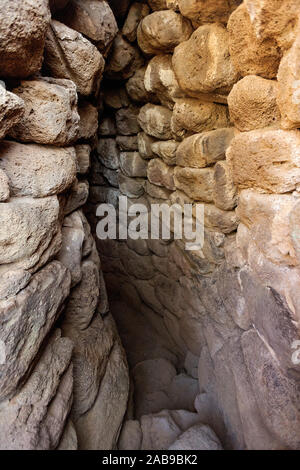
(1, 0), (300, 451)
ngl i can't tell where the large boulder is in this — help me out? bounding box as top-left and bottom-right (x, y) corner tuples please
(171, 99), (229, 140)
(0, 262), (71, 401)
(0, 196), (62, 272)
(0, 0), (51, 78)
(58, 0), (118, 54)
(0, 329), (73, 450)
(137, 10), (193, 55)
(227, 129), (300, 193)
(0, 141), (77, 197)
(173, 24), (239, 100)
(178, 0), (241, 27)
(228, 4), (281, 79)
(44, 20), (105, 96)
(168, 424), (223, 450)
(0, 85), (25, 140)
(10, 78), (79, 145)
(228, 75), (280, 131)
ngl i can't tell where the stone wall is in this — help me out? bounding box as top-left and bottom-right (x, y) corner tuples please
(89, 0), (300, 450)
(0, 0), (129, 450)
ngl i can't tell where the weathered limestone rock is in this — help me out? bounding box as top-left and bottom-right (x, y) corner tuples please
(144, 55), (184, 108)
(228, 4), (281, 79)
(64, 179), (89, 215)
(228, 75), (280, 131)
(119, 173), (145, 198)
(105, 34), (144, 81)
(116, 135), (138, 151)
(242, 328), (300, 450)
(78, 102), (98, 140)
(277, 33), (300, 130)
(138, 132), (156, 159)
(63, 315), (114, 420)
(137, 10), (193, 55)
(0, 169), (9, 202)
(166, 0), (179, 10)
(173, 24), (239, 99)
(75, 338), (129, 450)
(58, 0), (118, 53)
(227, 129), (300, 193)
(168, 424), (223, 450)
(213, 160), (237, 211)
(237, 189), (299, 266)
(75, 145), (91, 174)
(138, 410), (201, 450)
(171, 99), (229, 140)
(152, 140), (179, 165)
(99, 117), (116, 137)
(0, 86), (24, 140)
(138, 104), (173, 140)
(0, 196), (61, 272)
(120, 152), (148, 177)
(0, 330), (73, 450)
(178, 0), (241, 27)
(116, 106), (141, 135)
(132, 359), (198, 417)
(244, 0), (300, 52)
(44, 20), (105, 96)
(58, 420), (78, 450)
(176, 128), (234, 168)
(0, 0), (51, 78)
(0, 141), (77, 197)
(122, 3), (150, 42)
(145, 181), (172, 200)
(10, 78), (79, 145)
(148, 159), (176, 190)
(57, 212), (85, 287)
(200, 205), (238, 234)
(126, 67), (155, 104)
(174, 167), (214, 202)
(97, 138), (120, 169)
(0, 262), (71, 401)
(0, 270), (31, 301)
(102, 166), (119, 188)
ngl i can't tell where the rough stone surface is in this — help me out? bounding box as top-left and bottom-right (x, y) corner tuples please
(0, 330), (73, 450)
(0, 262), (71, 401)
(228, 4), (281, 79)
(58, 0), (118, 53)
(105, 33), (144, 81)
(10, 78), (80, 145)
(138, 104), (173, 140)
(178, 0), (242, 27)
(173, 24), (239, 99)
(0, 0), (51, 78)
(176, 129), (234, 168)
(227, 129), (300, 193)
(171, 99), (229, 140)
(137, 10), (193, 55)
(0, 86), (25, 141)
(277, 33), (300, 130)
(44, 20), (105, 96)
(0, 196), (61, 272)
(123, 3), (150, 43)
(0, 141), (77, 198)
(228, 76), (280, 131)
(168, 424), (223, 450)
(174, 167), (214, 202)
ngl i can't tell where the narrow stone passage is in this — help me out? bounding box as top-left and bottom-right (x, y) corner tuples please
(0, 0), (300, 452)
